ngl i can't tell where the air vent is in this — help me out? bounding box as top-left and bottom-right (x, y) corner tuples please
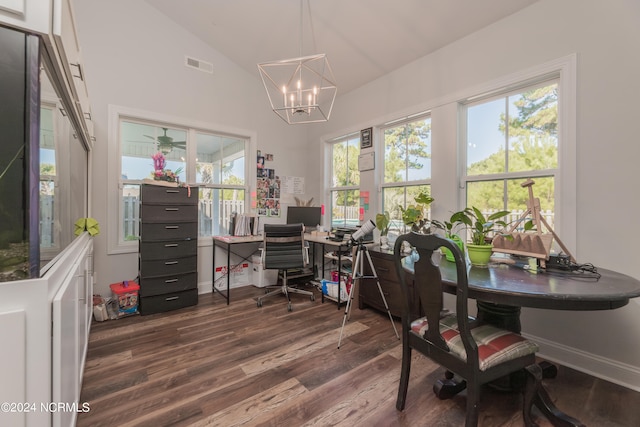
(185, 56), (213, 74)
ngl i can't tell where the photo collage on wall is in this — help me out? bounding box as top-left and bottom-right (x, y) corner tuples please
(256, 151), (280, 217)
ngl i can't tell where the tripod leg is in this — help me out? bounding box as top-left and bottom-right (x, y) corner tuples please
(364, 249), (399, 340)
(338, 247), (361, 348)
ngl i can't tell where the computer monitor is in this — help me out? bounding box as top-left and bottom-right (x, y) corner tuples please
(286, 206), (322, 230)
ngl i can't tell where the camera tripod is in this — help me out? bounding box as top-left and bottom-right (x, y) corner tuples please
(337, 239), (400, 348)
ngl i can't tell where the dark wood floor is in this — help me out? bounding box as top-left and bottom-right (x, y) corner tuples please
(78, 285), (640, 426)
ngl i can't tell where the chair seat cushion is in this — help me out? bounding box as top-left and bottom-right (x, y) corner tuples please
(411, 314), (538, 371)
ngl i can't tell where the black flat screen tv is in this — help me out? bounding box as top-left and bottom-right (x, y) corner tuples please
(286, 206), (322, 230)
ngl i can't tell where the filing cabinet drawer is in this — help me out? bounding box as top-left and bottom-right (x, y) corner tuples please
(140, 222), (197, 242)
(139, 272), (197, 297)
(141, 185), (197, 205)
(140, 203), (198, 223)
(368, 256), (396, 281)
(139, 239), (197, 261)
(139, 289), (198, 315)
(359, 277), (403, 318)
(140, 255), (197, 278)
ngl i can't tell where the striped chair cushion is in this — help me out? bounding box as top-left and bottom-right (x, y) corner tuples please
(411, 314), (538, 371)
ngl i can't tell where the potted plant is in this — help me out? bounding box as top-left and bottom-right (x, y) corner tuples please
(398, 191), (435, 234)
(375, 211), (391, 249)
(432, 210), (469, 262)
(456, 206), (511, 266)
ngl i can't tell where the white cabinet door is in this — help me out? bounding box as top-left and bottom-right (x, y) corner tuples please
(0, 0), (50, 34)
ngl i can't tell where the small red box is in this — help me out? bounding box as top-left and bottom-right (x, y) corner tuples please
(109, 280), (140, 316)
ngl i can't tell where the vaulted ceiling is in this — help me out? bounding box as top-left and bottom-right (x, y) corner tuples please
(145, 0), (539, 95)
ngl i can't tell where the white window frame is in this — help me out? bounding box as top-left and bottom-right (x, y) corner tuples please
(107, 105), (256, 254)
(379, 113), (433, 232)
(327, 132), (360, 228)
(457, 55), (577, 254)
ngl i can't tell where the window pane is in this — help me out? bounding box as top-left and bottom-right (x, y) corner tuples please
(121, 122), (186, 182)
(196, 133), (246, 185)
(121, 184), (140, 241)
(384, 118), (432, 183)
(467, 177), (555, 235)
(200, 187), (245, 236)
(332, 138), (360, 187)
(466, 99), (506, 175)
(383, 184), (431, 233)
(507, 85), (558, 173)
(331, 189), (360, 229)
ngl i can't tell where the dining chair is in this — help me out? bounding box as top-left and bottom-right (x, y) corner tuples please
(256, 223), (315, 311)
(393, 232), (542, 427)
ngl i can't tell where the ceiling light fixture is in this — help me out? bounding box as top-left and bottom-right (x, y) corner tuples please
(257, 0), (337, 124)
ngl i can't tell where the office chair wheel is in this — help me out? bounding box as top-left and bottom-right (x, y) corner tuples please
(257, 299), (263, 308)
(287, 302), (292, 312)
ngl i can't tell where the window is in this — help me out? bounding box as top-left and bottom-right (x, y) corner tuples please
(381, 116), (432, 233)
(329, 134), (360, 228)
(462, 79), (558, 230)
(117, 117), (248, 246)
(195, 132), (246, 236)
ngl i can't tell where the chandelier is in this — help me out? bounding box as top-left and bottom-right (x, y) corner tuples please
(257, 1), (337, 124)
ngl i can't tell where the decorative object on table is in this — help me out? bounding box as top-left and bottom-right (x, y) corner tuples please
(375, 211), (391, 250)
(454, 206), (511, 266)
(492, 179), (575, 268)
(150, 152), (182, 183)
(257, 0), (337, 124)
(74, 217), (100, 236)
(399, 190), (435, 233)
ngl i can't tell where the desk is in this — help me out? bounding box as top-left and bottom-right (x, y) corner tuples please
(212, 235), (263, 304)
(420, 256), (640, 426)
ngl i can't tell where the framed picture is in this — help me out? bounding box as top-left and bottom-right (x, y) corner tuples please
(360, 127), (372, 149)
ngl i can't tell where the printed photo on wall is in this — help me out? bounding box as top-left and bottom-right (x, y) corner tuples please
(257, 155), (265, 169)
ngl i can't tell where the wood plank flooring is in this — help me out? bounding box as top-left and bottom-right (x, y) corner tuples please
(78, 285), (640, 426)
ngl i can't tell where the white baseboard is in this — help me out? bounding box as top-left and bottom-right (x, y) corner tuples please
(523, 332), (640, 392)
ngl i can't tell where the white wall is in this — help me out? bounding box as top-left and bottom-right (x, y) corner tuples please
(73, 0), (314, 296)
(74, 0), (640, 389)
(308, 0), (640, 389)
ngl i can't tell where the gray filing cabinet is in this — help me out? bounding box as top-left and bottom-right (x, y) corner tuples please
(139, 184), (198, 314)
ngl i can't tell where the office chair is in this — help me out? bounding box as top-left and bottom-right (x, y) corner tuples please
(256, 223), (315, 311)
(393, 232), (541, 427)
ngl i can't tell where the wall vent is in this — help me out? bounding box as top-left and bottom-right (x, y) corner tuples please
(185, 56), (213, 74)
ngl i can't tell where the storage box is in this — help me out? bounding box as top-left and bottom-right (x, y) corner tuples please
(251, 255), (279, 288)
(109, 280), (140, 316)
(321, 279), (350, 301)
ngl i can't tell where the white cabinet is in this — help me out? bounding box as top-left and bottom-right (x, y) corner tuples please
(0, 0), (51, 35)
(51, 0), (93, 144)
(0, 234), (93, 427)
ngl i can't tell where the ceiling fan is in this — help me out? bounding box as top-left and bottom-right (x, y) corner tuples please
(144, 128), (186, 154)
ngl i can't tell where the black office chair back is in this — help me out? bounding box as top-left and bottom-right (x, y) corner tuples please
(263, 223), (306, 270)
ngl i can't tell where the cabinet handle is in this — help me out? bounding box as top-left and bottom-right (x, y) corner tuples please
(165, 208), (179, 211)
(165, 261), (178, 265)
(164, 243), (178, 248)
(165, 225), (179, 229)
(70, 62), (84, 81)
(377, 267), (390, 272)
(165, 190), (180, 194)
(164, 278), (178, 283)
(165, 296), (179, 301)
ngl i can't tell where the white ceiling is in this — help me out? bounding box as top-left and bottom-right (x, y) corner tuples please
(145, 0), (539, 95)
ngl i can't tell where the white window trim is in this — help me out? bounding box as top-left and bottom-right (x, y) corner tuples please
(457, 54), (577, 256)
(107, 105), (257, 255)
